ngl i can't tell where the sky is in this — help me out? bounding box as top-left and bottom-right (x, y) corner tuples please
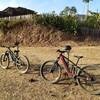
(0, 0), (100, 14)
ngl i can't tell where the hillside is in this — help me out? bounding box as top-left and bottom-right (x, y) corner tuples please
(0, 21), (68, 46)
(0, 19), (100, 47)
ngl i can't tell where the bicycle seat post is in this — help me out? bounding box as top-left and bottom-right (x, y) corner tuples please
(64, 45), (71, 66)
(17, 44), (19, 51)
(14, 41), (20, 57)
(67, 50), (70, 65)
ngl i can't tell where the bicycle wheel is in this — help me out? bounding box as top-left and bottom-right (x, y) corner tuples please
(40, 60), (61, 84)
(77, 65), (100, 95)
(0, 53), (10, 69)
(16, 55), (29, 74)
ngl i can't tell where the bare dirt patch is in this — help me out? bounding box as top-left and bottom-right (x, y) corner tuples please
(0, 46), (100, 100)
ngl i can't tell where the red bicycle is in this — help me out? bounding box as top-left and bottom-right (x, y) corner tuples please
(40, 45), (100, 95)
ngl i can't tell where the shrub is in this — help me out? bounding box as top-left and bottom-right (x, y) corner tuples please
(0, 19), (9, 34)
(32, 14), (78, 36)
(0, 19), (26, 34)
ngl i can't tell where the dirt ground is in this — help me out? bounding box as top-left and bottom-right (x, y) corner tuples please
(0, 46), (100, 100)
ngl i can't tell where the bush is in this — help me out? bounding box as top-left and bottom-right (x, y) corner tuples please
(0, 19), (26, 34)
(0, 13), (100, 39)
(85, 16), (100, 28)
(0, 20), (9, 34)
(32, 14), (78, 36)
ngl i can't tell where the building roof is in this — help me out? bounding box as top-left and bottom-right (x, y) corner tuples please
(0, 7), (37, 17)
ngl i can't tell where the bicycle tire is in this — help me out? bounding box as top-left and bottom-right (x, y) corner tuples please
(40, 60), (61, 84)
(16, 55), (30, 74)
(0, 53), (10, 69)
(77, 65), (100, 95)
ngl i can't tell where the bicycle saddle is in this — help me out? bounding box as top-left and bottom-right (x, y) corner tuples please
(57, 45), (72, 53)
(57, 49), (67, 53)
(64, 45), (72, 51)
(74, 55), (83, 59)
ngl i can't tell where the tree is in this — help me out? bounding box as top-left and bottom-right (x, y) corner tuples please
(70, 6), (77, 16)
(60, 6), (77, 16)
(83, 0), (93, 16)
(51, 11), (56, 16)
(60, 6), (70, 16)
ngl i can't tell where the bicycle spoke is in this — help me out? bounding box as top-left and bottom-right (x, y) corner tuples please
(16, 55), (29, 74)
(78, 65), (100, 94)
(0, 54), (9, 69)
(40, 60), (61, 83)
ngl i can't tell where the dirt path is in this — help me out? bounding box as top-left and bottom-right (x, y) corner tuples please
(0, 46), (100, 100)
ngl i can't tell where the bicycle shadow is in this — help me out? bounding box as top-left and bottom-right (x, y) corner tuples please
(28, 63), (41, 75)
(62, 66), (100, 96)
(27, 63), (100, 95)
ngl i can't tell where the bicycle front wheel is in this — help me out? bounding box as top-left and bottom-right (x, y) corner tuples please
(77, 65), (100, 95)
(40, 60), (61, 84)
(0, 53), (10, 69)
(16, 55), (30, 74)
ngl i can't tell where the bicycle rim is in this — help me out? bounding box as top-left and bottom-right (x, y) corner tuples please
(40, 60), (61, 84)
(77, 65), (100, 95)
(0, 53), (10, 69)
(16, 55), (29, 74)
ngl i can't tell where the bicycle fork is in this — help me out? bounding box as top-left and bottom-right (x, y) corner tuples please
(3, 52), (9, 61)
(49, 61), (58, 73)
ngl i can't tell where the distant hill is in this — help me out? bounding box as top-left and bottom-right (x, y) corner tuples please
(0, 7), (37, 17)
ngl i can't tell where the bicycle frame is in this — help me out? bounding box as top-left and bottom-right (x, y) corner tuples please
(56, 53), (81, 77)
(5, 47), (19, 65)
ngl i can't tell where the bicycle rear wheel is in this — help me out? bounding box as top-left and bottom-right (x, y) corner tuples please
(16, 55), (29, 74)
(40, 60), (61, 84)
(0, 53), (10, 69)
(77, 65), (100, 95)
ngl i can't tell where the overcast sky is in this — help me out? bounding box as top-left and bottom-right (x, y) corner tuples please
(0, 0), (100, 14)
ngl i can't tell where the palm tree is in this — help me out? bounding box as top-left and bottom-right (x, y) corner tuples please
(83, 0), (93, 16)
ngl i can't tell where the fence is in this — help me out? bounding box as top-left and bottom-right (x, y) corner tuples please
(0, 14), (34, 20)
(80, 27), (100, 39)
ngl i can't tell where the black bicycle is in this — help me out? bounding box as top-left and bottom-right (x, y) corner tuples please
(0, 42), (30, 73)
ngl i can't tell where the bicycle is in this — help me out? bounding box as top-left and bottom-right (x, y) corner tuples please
(0, 42), (30, 74)
(40, 45), (100, 95)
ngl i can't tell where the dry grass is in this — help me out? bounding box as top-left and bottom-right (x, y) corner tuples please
(0, 46), (100, 100)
